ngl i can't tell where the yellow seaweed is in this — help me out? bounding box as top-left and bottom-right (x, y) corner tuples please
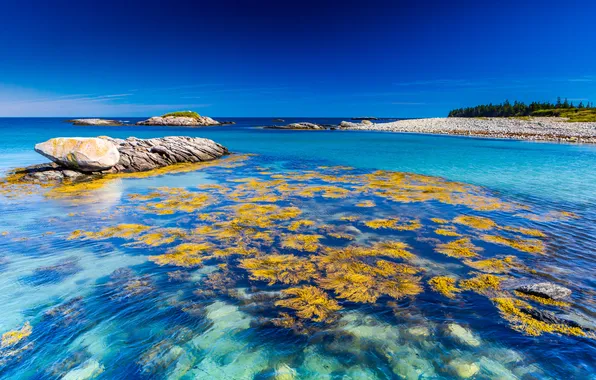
(435, 238), (482, 259)
(481, 234), (545, 254)
(275, 286), (342, 323)
(428, 276), (460, 299)
(1, 322), (32, 348)
(240, 254), (317, 285)
(453, 215), (497, 230)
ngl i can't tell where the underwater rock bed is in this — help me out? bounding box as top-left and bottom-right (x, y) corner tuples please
(0, 153), (594, 378)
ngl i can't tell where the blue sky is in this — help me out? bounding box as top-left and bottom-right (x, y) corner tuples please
(0, 0), (594, 117)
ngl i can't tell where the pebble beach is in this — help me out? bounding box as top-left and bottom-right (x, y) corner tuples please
(342, 117), (596, 143)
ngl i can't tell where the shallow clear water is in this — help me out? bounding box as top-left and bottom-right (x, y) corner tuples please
(0, 118), (595, 379)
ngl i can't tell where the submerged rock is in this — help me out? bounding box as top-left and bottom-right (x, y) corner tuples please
(137, 115), (220, 126)
(516, 282), (572, 300)
(265, 122), (326, 130)
(67, 118), (123, 126)
(19, 136), (228, 183)
(448, 358), (480, 379)
(35, 137), (121, 172)
(447, 323), (481, 347)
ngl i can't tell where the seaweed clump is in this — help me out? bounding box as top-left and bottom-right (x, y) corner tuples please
(481, 234), (545, 254)
(240, 254), (316, 285)
(275, 286), (342, 323)
(428, 276), (460, 299)
(459, 274), (503, 295)
(318, 257), (422, 303)
(435, 238), (482, 259)
(149, 243), (212, 267)
(1, 322), (32, 348)
(281, 234), (323, 252)
(453, 215), (497, 230)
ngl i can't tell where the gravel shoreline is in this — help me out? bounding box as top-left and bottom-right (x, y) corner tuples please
(342, 117), (596, 144)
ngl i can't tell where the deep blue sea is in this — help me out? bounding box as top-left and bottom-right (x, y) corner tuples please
(0, 118), (595, 379)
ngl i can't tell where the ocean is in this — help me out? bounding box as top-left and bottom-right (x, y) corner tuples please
(0, 117), (595, 379)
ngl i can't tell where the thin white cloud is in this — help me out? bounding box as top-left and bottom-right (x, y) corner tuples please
(392, 102), (426, 105)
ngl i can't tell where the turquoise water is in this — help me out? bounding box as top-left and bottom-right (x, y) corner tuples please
(0, 118), (595, 379)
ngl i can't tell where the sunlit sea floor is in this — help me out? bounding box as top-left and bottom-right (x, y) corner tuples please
(1, 118), (596, 379)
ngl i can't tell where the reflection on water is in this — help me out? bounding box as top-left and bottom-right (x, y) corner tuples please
(1, 153), (595, 379)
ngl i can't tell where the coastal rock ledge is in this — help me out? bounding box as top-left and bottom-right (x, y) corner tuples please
(21, 136), (228, 182)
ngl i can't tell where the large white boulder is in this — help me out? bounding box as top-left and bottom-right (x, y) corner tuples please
(34, 137), (120, 172)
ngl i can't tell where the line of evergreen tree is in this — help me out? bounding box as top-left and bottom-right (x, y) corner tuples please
(448, 98), (594, 118)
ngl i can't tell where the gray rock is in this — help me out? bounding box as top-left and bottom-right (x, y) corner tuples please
(265, 122), (325, 130)
(516, 282), (571, 300)
(21, 136), (228, 182)
(137, 115), (220, 126)
(67, 119), (122, 126)
(35, 137), (121, 172)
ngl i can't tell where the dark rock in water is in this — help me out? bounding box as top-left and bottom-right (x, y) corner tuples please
(218, 120), (236, 125)
(273, 119), (285, 122)
(520, 307), (593, 332)
(516, 282), (572, 300)
(67, 118), (123, 126)
(19, 136), (228, 183)
(264, 122), (326, 130)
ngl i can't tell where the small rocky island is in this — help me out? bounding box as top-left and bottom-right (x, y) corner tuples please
(137, 111), (224, 126)
(67, 118), (123, 126)
(264, 122), (328, 130)
(17, 136), (228, 183)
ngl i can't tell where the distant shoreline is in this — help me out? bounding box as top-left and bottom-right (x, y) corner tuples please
(341, 117), (596, 144)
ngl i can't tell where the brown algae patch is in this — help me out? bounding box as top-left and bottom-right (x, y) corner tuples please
(459, 274), (503, 295)
(428, 276), (460, 299)
(435, 238), (482, 258)
(149, 243), (213, 268)
(480, 234), (545, 254)
(240, 255), (317, 285)
(275, 286), (342, 323)
(453, 215), (497, 230)
(463, 256), (519, 274)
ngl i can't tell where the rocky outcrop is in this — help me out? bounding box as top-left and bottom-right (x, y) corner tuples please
(515, 282), (572, 300)
(137, 115), (220, 126)
(265, 122), (326, 130)
(67, 119), (123, 126)
(35, 137), (121, 172)
(103, 136), (227, 173)
(20, 136), (228, 183)
(339, 121), (361, 129)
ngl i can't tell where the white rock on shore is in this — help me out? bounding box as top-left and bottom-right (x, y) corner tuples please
(340, 117), (596, 143)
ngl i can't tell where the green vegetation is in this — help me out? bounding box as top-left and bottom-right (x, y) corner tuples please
(161, 111), (201, 119)
(448, 98), (596, 122)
